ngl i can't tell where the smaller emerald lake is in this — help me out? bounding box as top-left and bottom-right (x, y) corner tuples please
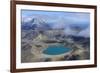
(43, 45), (71, 55)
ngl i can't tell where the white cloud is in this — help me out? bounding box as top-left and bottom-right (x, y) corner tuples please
(63, 27), (78, 36)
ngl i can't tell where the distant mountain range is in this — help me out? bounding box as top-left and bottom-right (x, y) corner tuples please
(22, 17), (52, 30)
(21, 16), (90, 38)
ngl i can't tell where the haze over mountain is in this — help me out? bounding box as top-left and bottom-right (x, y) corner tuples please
(21, 10), (90, 38)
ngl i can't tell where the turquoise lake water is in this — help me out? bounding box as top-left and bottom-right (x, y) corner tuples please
(43, 45), (71, 55)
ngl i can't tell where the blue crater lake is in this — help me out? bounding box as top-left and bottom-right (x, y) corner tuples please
(43, 45), (71, 55)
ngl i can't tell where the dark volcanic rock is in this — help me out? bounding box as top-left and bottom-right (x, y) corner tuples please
(21, 43), (32, 51)
(44, 58), (51, 62)
(68, 55), (80, 60)
(22, 30), (38, 40)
